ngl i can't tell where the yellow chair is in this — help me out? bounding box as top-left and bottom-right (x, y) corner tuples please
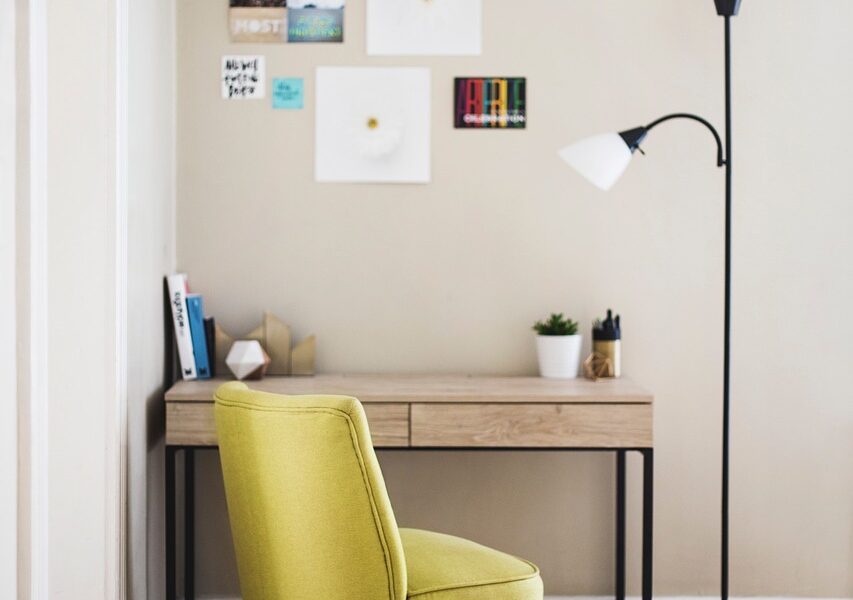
(214, 381), (544, 600)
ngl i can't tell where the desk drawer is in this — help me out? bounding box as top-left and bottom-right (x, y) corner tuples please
(166, 402), (410, 448)
(410, 403), (652, 448)
(167, 402), (217, 446)
(363, 403), (409, 447)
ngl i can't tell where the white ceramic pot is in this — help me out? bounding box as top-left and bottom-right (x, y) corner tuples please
(536, 334), (583, 379)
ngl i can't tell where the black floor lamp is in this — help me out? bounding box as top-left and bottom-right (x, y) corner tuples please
(558, 1), (740, 598)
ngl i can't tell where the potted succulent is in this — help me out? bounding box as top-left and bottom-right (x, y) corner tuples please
(533, 313), (582, 379)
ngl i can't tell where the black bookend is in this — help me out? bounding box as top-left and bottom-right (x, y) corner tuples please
(203, 317), (216, 378)
(163, 276), (180, 388)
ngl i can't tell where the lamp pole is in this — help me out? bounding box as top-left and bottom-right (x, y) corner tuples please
(720, 4), (736, 600)
(621, 5), (738, 597)
(558, 2), (741, 598)
(635, 5), (738, 599)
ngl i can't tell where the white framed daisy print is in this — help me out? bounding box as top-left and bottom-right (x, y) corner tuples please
(314, 67), (431, 183)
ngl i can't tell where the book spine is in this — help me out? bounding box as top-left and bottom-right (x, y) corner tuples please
(186, 294), (211, 380)
(203, 317), (216, 378)
(166, 274), (197, 380)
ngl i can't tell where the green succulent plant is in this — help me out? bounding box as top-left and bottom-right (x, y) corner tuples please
(533, 313), (579, 336)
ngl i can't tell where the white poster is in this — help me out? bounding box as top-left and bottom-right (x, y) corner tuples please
(366, 0), (481, 56)
(221, 55), (266, 99)
(315, 67), (431, 183)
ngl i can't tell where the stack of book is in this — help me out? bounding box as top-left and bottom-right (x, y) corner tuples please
(167, 273), (216, 381)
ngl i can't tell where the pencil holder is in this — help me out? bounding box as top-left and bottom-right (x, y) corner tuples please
(592, 309), (621, 378)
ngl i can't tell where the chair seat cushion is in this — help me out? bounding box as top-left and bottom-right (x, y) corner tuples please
(400, 528), (543, 600)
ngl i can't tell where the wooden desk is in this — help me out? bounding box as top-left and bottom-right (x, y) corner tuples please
(165, 375), (654, 600)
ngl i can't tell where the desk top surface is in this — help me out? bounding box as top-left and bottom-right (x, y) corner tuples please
(165, 374), (652, 405)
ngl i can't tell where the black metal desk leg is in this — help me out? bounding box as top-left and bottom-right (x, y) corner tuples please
(166, 446), (177, 600)
(642, 449), (654, 600)
(185, 449), (196, 600)
(616, 450), (626, 600)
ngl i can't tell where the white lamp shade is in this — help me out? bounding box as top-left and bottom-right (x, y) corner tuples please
(558, 133), (633, 191)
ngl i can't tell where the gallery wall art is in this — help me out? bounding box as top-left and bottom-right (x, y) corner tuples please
(366, 0), (481, 56)
(228, 0), (287, 43)
(315, 67), (430, 183)
(272, 78), (304, 109)
(288, 0), (345, 43)
(221, 56), (266, 99)
(454, 77), (526, 129)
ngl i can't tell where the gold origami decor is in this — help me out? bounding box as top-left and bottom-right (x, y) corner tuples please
(582, 352), (614, 381)
(215, 312), (316, 377)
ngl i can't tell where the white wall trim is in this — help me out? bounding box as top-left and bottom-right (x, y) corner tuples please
(0, 0), (18, 596)
(27, 0), (49, 597)
(105, 0), (129, 594)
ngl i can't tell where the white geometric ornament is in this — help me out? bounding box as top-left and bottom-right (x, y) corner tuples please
(226, 340), (272, 380)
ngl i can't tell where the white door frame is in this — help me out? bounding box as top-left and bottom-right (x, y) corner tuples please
(26, 0), (49, 596)
(17, 0), (129, 597)
(107, 0), (130, 596)
(1, 0), (19, 597)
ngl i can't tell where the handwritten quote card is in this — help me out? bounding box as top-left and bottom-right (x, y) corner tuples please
(221, 56), (266, 99)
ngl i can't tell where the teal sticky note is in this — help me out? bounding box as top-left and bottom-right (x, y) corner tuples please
(272, 78), (304, 110)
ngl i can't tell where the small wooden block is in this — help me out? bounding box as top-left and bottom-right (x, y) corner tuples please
(214, 324), (234, 378)
(291, 335), (316, 376)
(263, 312), (292, 375)
(244, 324), (263, 344)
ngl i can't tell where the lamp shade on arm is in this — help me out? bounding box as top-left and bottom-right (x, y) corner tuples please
(557, 132), (635, 191)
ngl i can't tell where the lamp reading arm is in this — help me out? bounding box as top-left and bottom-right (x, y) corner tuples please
(619, 113), (726, 167)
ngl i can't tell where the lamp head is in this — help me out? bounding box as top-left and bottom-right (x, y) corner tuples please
(557, 125), (647, 191)
(714, 0), (741, 16)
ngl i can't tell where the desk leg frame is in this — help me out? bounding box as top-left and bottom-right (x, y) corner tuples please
(642, 449), (654, 600)
(615, 449), (653, 600)
(165, 447), (176, 600)
(167, 447), (197, 600)
(166, 446), (652, 600)
(616, 450), (627, 600)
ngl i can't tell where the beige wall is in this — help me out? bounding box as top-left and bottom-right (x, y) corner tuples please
(177, 0), (853, 596)
(127, 0), (176, 598)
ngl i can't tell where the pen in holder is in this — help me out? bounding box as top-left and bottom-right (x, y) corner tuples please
(592, 309), (621, 378)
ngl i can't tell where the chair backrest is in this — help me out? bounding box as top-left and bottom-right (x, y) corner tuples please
(214, 382), (407, 600)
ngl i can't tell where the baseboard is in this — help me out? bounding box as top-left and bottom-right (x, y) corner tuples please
(546, 598), (851, 600)
(546, 598), (853, 600)
(189, 596), (852, 600)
